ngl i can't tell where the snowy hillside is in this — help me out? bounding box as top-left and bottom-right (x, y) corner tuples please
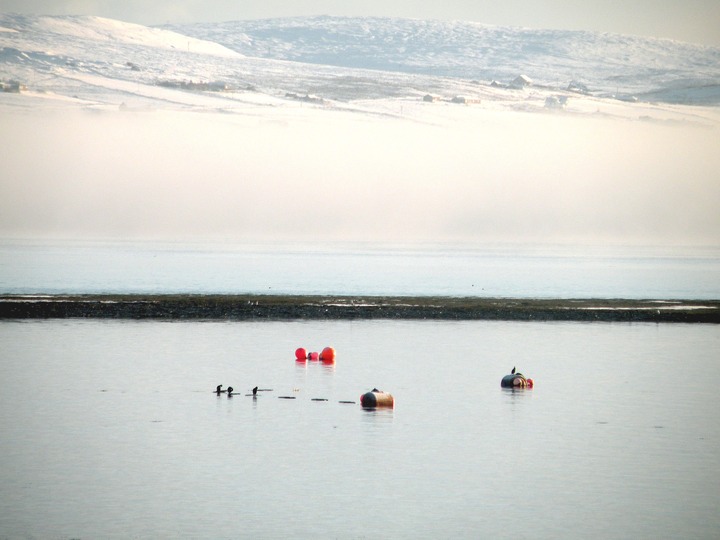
(1, 13), (719, 119)
(166, 16), (720, 104)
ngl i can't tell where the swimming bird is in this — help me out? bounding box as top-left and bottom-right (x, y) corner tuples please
(252, 386), (258, 396)
(511, 367), (516, 374)
(216, 385), (227, 394)
(227, 386), (236, 396)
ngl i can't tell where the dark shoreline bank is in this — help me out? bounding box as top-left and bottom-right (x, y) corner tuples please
(1, 295), (719, 323)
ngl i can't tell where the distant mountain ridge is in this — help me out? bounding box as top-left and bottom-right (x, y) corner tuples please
(164, 15), (720, 102)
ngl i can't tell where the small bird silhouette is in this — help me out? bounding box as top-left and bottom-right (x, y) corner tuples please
(216, 385), (227, 394)
(511, 367), (516, 374)
(252, 386), (258, 396)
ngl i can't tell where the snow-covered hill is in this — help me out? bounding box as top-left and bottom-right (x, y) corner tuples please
(166, 16), (720, 104)
(1, 13), (719, 119)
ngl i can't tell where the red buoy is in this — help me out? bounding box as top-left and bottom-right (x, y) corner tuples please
(295, 347), (307, 361)
(320, 346), (336, 363)
(308, 352), (319, 361)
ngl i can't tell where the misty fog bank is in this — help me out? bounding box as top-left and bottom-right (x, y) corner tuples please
(1, 107), (718, 246)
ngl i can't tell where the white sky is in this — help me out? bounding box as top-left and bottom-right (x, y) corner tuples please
(1, 0), (719, 46)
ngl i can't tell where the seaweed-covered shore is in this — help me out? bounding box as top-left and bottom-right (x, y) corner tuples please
(1, 295), (719, 323)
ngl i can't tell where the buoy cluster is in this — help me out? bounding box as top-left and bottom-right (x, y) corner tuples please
(295, 346), (335, 364)
(500, 367), (534, 389)
(216, 355), (533, 411)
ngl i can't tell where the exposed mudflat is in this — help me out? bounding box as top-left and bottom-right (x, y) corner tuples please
(1, 295), (719, 323)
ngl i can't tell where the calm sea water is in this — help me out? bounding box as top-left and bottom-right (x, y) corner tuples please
(1, 239), (719, 298)
(1, 319), (719, 539)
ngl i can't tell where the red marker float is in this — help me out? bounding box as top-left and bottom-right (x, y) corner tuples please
(320, 346), (336, 364)
(295, 347), (307, 362)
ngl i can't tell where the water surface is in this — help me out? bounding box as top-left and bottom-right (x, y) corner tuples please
(1, 240), (719, 298)
(1, 319), (718, 539)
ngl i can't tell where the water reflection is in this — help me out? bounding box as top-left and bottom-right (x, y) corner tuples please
(501, 387), (535, 418)
(361, 407), (394, 423)
(319, 363), (336, 374)
(500, 387), (535, 399)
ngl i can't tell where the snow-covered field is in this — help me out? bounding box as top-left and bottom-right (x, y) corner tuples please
(1, 13), (719, 244)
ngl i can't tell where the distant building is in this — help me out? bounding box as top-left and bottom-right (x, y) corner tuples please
(449, 95), (481, 105)
(285, 92), (324, 104)
(545, 95), (569, 109)
(567, 80), (589, 94)
(510, 75), (532, 89)
(1, 80), (25, 93)
(156, 79), (232, 92)
(614, 94), (638, 103)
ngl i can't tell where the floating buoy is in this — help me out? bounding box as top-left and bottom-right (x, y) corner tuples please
(501, 372), (533, 388)
(295, 347), (307, 361)
(320, 346), (336, 363)
(360, 388), (394, 408)
(308, 352), (319, 361)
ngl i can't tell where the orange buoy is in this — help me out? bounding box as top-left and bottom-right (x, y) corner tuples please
(320, 346), (336, 363)
(295, 347), (307, 361)
(360, 388), (394, 408)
